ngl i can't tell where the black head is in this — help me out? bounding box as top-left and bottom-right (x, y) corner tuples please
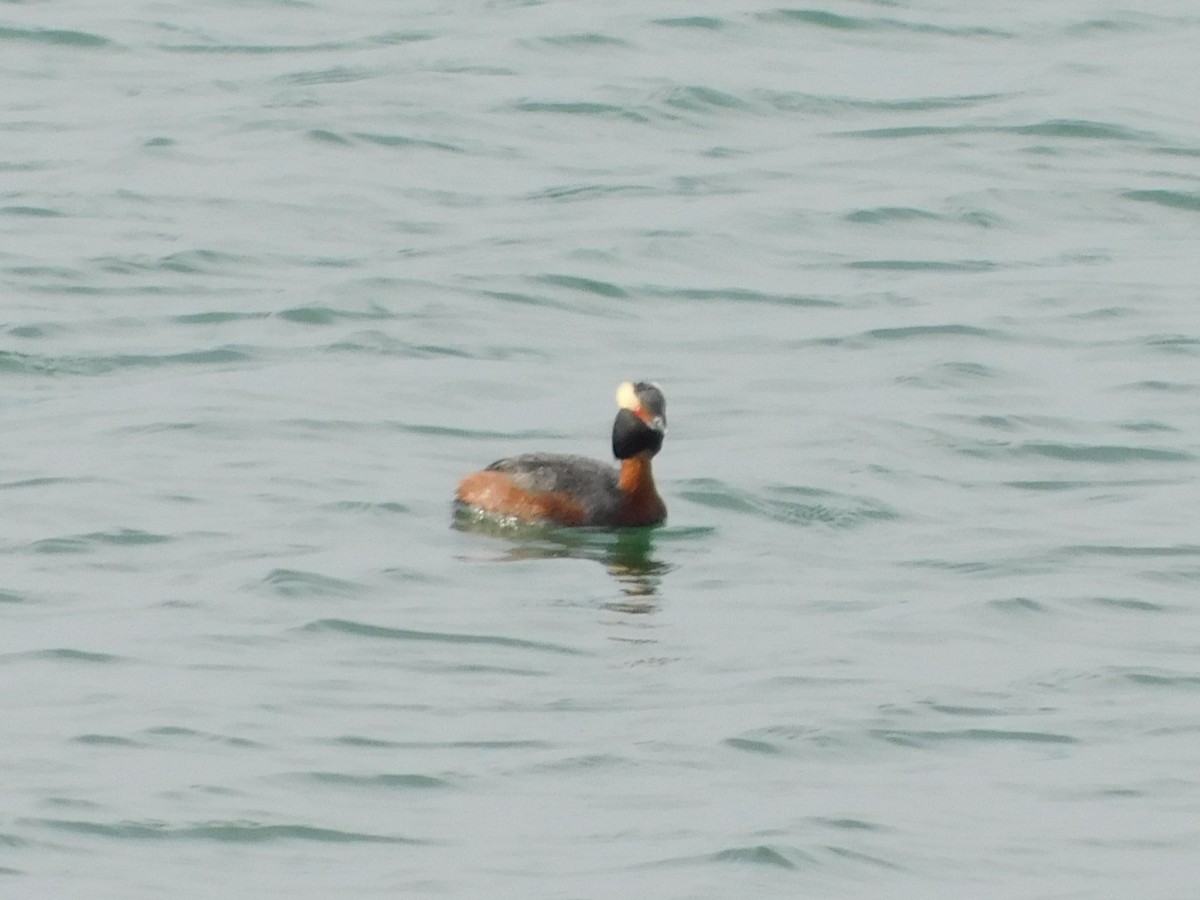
(612, 381), (667, 460)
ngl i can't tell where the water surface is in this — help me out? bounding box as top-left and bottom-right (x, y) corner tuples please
(3, 1), (1200, 897)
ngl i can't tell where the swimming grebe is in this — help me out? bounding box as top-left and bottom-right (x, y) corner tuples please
(455, 381), (667, 527)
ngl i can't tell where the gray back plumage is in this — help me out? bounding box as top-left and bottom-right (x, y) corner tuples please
(485, 453), (621, 523)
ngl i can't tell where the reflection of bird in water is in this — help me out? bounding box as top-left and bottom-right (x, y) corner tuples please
(604, 528), (671, 611)
(455, 381), (668, 528)
(453, 515), (672, 611)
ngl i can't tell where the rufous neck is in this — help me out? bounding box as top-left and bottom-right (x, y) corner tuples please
(618, 453), (657, 497)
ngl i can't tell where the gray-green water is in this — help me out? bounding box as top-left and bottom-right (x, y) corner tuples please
(4, 2), (1200, 897)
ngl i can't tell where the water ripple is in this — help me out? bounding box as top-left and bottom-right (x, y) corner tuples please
(261, 569), (367, 600)
(513, 100), (651, 124)
(709, 844), (812, 869)
(872, 728), (1078, 747)
(1017, 442), (1193, 464)
(303, 618), (586, 656)
(0, 648), (124, 665)
(22, 818), (421, 844)
(0, 26), (112, 48)
(29, 529), (171, 555)
(653, 16), (728, 30)
(0, 347), (253, 377)
(71, 734), (143, 747)
(1122, 669), (1200, 689)
(1124, 189), (1200, 213)
(642, 285), (837, 308)
(298, 771), (453, 790)
(1062, 544), (1200, 558)
(679, 480), (897, 528)
(757, 8), (1013, 37)
(842, 119), (1154, 142)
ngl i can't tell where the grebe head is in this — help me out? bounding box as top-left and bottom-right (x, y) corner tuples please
(612, 381), (667, 460)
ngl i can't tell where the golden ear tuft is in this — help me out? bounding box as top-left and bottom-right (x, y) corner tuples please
(615, 381), (639, 411)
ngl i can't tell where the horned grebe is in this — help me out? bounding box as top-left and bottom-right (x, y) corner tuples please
(455, 381), (667, 527)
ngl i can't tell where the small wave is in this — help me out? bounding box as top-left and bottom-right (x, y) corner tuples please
(0, 648), (124, 665)
(959, 440), (1193, 464)
(160, 40), (354, 55)
(0, 26), (112, 48)
(299, 771), (453, 790)
(825, 845), (905, 870)
(306, 128), (353, 145)
(274, 66), (376, 87)
(757, 8), (1012, 37)
(261, 569), (367, 600)
(722, 724), (828, 755)
(1, 205), (63, 217)
(842, 119), (1153, 143)
(872, 727), (1078, 747)
(810, 816), (888, 832)
(97, 249), (256, 275)
(1116, 380), (1200, 394)
(322, 500), (411, 515)
(352, 132), (464, 153)
(279, 417), (559, 441)
(1088, 596), (1165, 613)
(654, 16), (728, 30)
(642, 285), (836, 308)
(366, 31), (435, 47)
(1121, 669), (1200, 689)
(30, 529), (171, 554)
(303, 618), (586, 656)
(723, 737), (784, 755)
(144, 726), (262, 748)
(987, 596), (1049, 614)
(924, 702), (1008, 718)
(845, 206), (941, 224)
(1013, 119), (1152, 141)
(847, 206), (1002, 230)
(1062, 543), (1200, 558)
(899, 361), (1001, 389)
(512, 100), (651, 124)
(638, 843), (816, 870)
(1004, 479), (1132, 491)
(325, 331), (474, 358)
(680, 479), (897, 528)
(525, 183), (654, 202)
(71, 734), (143, 747)
(766, 90), (1008, 115)
(863, 323), (1001, 341)
(22, 818), (420, 844)
(332, 735), (550, 751)
(274, 305), (395, 325)
(659, 84), (752, 114)
(848, 259), (998, 272)
(1124, 189), (1200, 213)
(1141, 334), (1200, 355)
(7, 323), (62, 339)
(479, 289), (592, 313)
(909, 557), (1046, 577)
(534, 33), (634, 49)
(535, 273), (628, 298)
(0, 347), (253, 377)
(1017, 442), (1193, 463)
(709, 844), (813, 869)
(172, 311), (269, 325)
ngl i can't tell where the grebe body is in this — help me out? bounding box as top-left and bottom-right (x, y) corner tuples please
(455, 381), (667, 528)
